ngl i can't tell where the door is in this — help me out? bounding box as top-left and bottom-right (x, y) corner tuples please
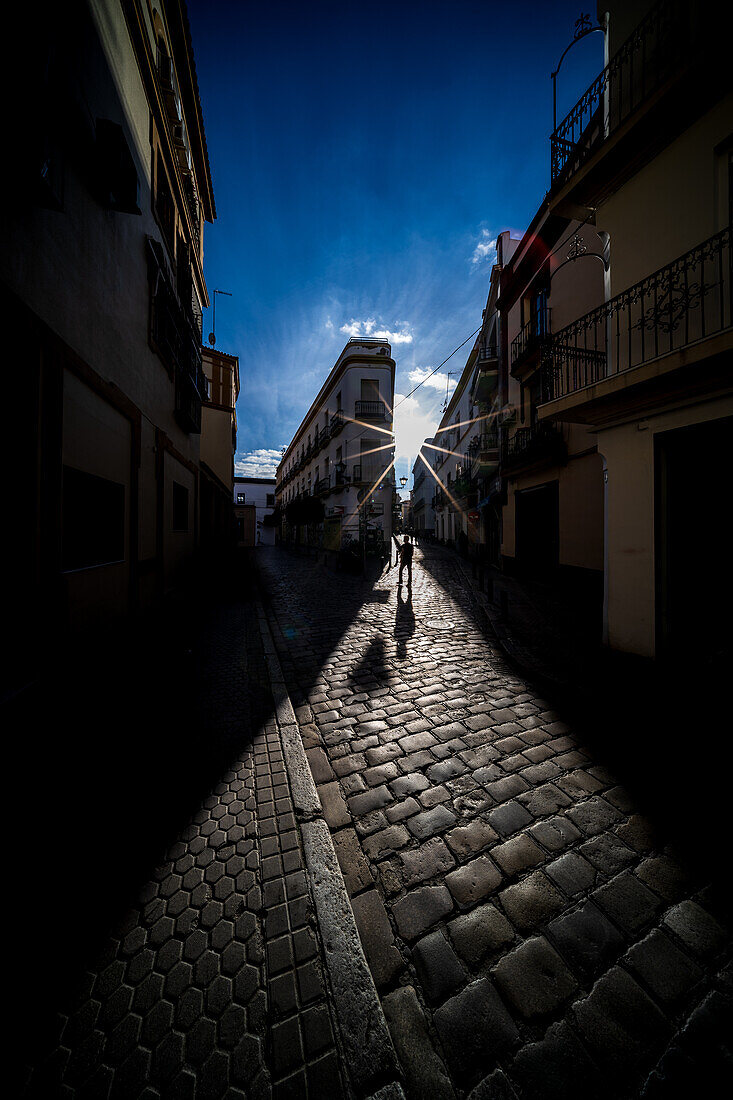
(656, 416), (732, 666)
(515, 481), (559, 574)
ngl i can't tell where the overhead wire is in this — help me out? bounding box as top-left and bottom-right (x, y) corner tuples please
(394, 212), (596, 412)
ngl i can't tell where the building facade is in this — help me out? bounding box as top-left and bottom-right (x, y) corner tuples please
(3, 0), (215, 693)
(201, 346), (240, 555)
(233, 476), (276, 547)
(497, 208), (606, 623)
(538, 0), (731, 660)
(410, 438), (437, 537)
(276, 339), (396, 557)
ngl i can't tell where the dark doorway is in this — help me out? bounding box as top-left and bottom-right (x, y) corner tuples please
(515, 480), (559, 574)
(655, 414), (732, 666)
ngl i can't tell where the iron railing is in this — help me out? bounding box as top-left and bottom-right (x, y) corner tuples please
(467, 429), (499, 457)
(355, 400), (387, 420)
(477, 343), (498, 363)
(551, 0), (691, 184)
(544, 227), (731, 400)
(314, 476), (330, 495)
(511, 307), (552, 367)
(330, 411), (345, 435)
(502, 423), (566, 468)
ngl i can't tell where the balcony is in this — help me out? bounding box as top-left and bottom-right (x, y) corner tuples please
(511, 308), (552, 378)
(468, 429), (500, 478)
(541, 227), (731, 422)
(432, 487), (446, 510)
(549, 0), (710, 201)
(355, 400), (387, 420)
(453, 465), (474, 500)
(314, 476), (330, 496)
(472, 345), (499, 403)
(330, 410), (345, 436)
(502, 423), (567, 474)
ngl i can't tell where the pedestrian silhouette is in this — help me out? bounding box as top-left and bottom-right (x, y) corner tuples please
(394, 533), (413, 590)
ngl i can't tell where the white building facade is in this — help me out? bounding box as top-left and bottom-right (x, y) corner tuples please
(276, 338), (396, 555)
(410, 437), (437, 536)
(233, 476), (276, 545)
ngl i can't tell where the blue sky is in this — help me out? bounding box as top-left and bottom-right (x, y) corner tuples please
(188, 0), (604, 491)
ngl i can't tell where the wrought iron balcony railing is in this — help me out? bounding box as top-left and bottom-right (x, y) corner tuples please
(551, 0), (690, 184)
(355, 400), (387, 420)
(330, 410), (345, 436)
(543, 227), (731, 401)
(477, 343), (498, 363)
(467, 429), (499, 457)
(502, 423), (567, 470)
(511, 308), (552, 368)
(314, 476), (330, 495)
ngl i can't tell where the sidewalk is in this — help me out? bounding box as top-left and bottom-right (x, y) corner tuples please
(14, 556), (401, 1100)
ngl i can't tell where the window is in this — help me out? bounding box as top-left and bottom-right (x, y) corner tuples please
(237, 492), (245, 504)
(154, 149), (175, 252)
(173, 481), (189, 532)
(266, 493), (275, 507)
(361, 378), (380, 401)
(95, 119), (141, 214)
(62, 466), (125, 571)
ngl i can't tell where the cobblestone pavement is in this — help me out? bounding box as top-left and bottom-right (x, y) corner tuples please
(257, 543), (733, 1100)
(16, 566), (346, 1099)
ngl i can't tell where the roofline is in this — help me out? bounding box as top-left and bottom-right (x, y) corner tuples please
(280, 342), (396, 466)
(170, 1), (216, 222)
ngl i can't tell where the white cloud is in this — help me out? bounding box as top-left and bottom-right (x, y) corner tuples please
(325, 318), (334, 331)
(339, 318), (414, 344)
(235, 447), (284, 478)
(471, 229), (497, 265)
(407, 367), (457, 394)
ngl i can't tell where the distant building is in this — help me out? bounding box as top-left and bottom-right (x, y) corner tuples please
(3, 0), (215, 694)
(411, 438), (436, 537)
(401, 499), (412, 531)
(233, 476), (276, 546)
(276, 339), (396, 558)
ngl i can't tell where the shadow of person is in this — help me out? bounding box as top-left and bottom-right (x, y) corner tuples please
(395, 587), (416, 660)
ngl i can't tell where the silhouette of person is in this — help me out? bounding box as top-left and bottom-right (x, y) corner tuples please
(396, 533), (413, 590)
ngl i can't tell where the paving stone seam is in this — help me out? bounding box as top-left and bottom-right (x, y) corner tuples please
(255, 598), (405, 1100)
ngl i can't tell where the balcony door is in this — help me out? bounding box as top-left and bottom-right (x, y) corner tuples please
(515, 480), (559, 574)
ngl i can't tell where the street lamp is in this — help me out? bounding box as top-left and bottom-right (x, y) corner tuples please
(399, 476), (408, 488)
(551, 12), (604, 134)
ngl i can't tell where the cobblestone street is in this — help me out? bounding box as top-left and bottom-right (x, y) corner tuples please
(13, 542), (733, 1099)
(258, 542), (733, 1100)
(16, 565), (347, 1099)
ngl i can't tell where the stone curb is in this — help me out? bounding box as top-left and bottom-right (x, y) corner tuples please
(254, 598), (405, 1100)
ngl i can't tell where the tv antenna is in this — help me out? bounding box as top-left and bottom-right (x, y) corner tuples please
(442, 370), (457, 411)
(208, 289), (232, 347)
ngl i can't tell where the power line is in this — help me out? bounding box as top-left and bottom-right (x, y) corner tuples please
(393, 325), (483, 408)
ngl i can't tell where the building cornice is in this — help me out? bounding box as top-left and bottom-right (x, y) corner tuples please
(280, 344), (395, 468)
